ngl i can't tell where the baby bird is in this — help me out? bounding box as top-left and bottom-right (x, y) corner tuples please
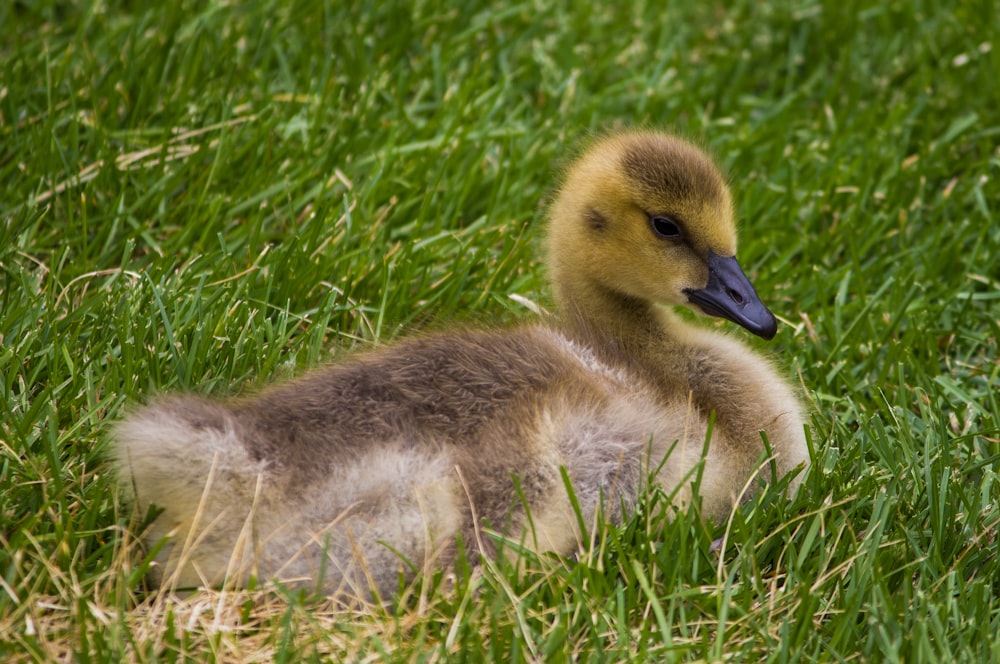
(113, 131), (809, 599)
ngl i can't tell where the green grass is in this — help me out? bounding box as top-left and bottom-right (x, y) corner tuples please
(2, 0), (998, 660)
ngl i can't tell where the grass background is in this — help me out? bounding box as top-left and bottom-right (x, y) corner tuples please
(1, 0), (998, 660)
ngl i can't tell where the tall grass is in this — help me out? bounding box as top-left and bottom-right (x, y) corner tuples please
(1, 0), (998, 660)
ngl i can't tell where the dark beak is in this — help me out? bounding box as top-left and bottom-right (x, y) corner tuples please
(684, 251), (778, 340)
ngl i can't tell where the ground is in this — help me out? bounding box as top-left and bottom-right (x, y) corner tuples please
(1, 0), (998, 661)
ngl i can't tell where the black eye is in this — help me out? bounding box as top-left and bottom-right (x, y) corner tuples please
(650, 215), (682, 239)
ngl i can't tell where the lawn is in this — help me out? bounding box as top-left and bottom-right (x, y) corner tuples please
(1, 0), (998, 660)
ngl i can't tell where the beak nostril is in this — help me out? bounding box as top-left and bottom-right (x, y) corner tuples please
(728, 288), (744, 305)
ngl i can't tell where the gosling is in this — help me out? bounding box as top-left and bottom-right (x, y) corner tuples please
(113, 130), (809, 599)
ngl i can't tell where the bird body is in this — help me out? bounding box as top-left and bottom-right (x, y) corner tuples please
(114, 130), (809, 598)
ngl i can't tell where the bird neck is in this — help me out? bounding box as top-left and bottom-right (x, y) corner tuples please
(551, 275), (681, 366)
